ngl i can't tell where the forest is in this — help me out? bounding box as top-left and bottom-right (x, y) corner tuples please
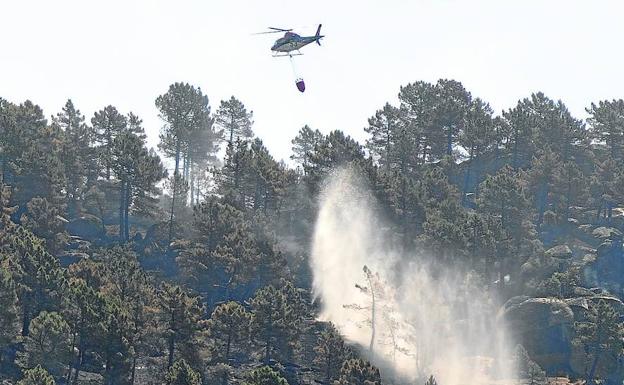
(1, 79), (624, 385)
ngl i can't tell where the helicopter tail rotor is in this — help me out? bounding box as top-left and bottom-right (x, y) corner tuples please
(315, 24), (323, 45)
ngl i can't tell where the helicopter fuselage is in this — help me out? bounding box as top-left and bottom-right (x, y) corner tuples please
(272, 35), (321, 52)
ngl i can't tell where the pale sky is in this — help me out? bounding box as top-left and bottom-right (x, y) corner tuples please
(2, 0), (624, 164)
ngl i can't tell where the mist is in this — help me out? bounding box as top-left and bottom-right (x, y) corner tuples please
(310, 167), (515, 385)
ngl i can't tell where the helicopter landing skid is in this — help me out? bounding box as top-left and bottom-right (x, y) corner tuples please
(272, 52), (303, 58)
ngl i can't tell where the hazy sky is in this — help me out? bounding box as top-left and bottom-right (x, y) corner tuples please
(2, 0), (624, 164)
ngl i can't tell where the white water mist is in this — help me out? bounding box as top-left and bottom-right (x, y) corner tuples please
(311, 167), (515, 385)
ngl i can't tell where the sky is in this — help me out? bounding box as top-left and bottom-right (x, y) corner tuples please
(1, 0), (624, 164)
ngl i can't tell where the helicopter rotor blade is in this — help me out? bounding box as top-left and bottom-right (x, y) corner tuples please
(252, 31), (283, 35)
(268, 27), (293, 32)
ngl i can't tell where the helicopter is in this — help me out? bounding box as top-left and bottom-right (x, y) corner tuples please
(256, 24), (324, 57)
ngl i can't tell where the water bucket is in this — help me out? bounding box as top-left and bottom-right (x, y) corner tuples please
(296, 78), (305, 92)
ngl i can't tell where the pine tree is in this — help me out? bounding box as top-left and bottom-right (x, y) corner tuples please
(1, 225), (64, 336)
(0, 266), (18, 364)
(291, 125), (323, 171)
(215, 96), (254, 145)
(398, 81), (437, 163)
(589, 157), (620, 222)
(477, 166), (538, 290)
(305, 131), (369, 192)
(10, 101), (67, 210)
(92, 105), (128, 180)
(99, 295), (132, 385)
(335, 359), (381, 385)
(157, 283), (204, 368)
(525, 150), (560, 230)
(63, 278), (105, 385)
(364, 103), (404, 171)
(433, 79), (471, 158)
(552, 160), (586, 223)
(459, 98), (496, 204)
(243, 366), (289, 385)
(18, 365), (57, 385)
(314, 323), (350, 385)
(18, 311), (71, 379)
(53, 99), (94, 216)
(251, 282), (306, 364)
(186, 113), (222, 205)
(165, 359), (201, 385)
(20, 197), (69, 254)
(206, 301), (251, 362)
(574, 300), (624, 384)
(156, 83), (211, 242)
(0, 98), (18, 184)
(111, 129), (166, 242)
(587, 99), (624, 160)
(97, 247), (156, 385)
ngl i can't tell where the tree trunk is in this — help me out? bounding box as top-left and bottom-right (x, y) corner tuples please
(119, 180), (126, 243)
(124, 183), (131, 241)
(66, 332), (77, 384)
(586, 348), (602, 385)
(130, 356), (137, 385)
(21, 300), (31, 336)
(462, 149), (474, 206)
(265, 313), (272, 364)
(72, 342), (85, 385)
(168, 334), (175, 368)
(168, 140), (182, 243)
(226, 331), (232, 360)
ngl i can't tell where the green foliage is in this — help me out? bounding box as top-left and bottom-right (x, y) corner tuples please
(335, 358), (381, 385)
(244, 366), (289, 385)
(18, 311), (71, 378)
(92, 105), (128, 180)
(0, 266), (18, 353)
(165, 359), (201, 385)
(157, 283), (204, 368)
(206, 301), (251, 362)
(156, 82), (212, 242)
(62, 277), (105, 384)
(314, 323), (351, 384)
(0, 224), (64, 336)
(8, 78), (624, 385)
(20, 197), (69, 254)
(291, 125), (323, 170)
(215, 96), (254, 144)
(514, 344), (546, 384)
(574, 300), (624, 383)
(251, 281), (306, 363)
(587, 99), (624, 160)
(111, 127), (166, 241)
(17, 365), (56, 385)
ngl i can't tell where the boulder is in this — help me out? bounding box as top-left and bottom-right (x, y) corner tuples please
(566, 295), (624, 321)
(545, 245), (573, 259)
(499, 296), (574, 374)
(521, 254), (568, 284)
(592, 226), (622, 241)
(58, 251), (89, 267)
(66, 214), (105, 241)
(583, 239), (624, 295)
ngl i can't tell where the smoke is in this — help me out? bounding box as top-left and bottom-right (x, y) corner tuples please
(310, 167), (515, 385)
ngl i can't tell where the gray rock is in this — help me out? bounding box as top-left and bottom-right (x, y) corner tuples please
(66, 214), (104, 241)
(592, 226), (622, 240)
(499, 296), (574, 374)
(545, 245), (573, 259)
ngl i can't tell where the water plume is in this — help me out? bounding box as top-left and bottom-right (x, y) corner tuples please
(310, 167), (515, 385)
